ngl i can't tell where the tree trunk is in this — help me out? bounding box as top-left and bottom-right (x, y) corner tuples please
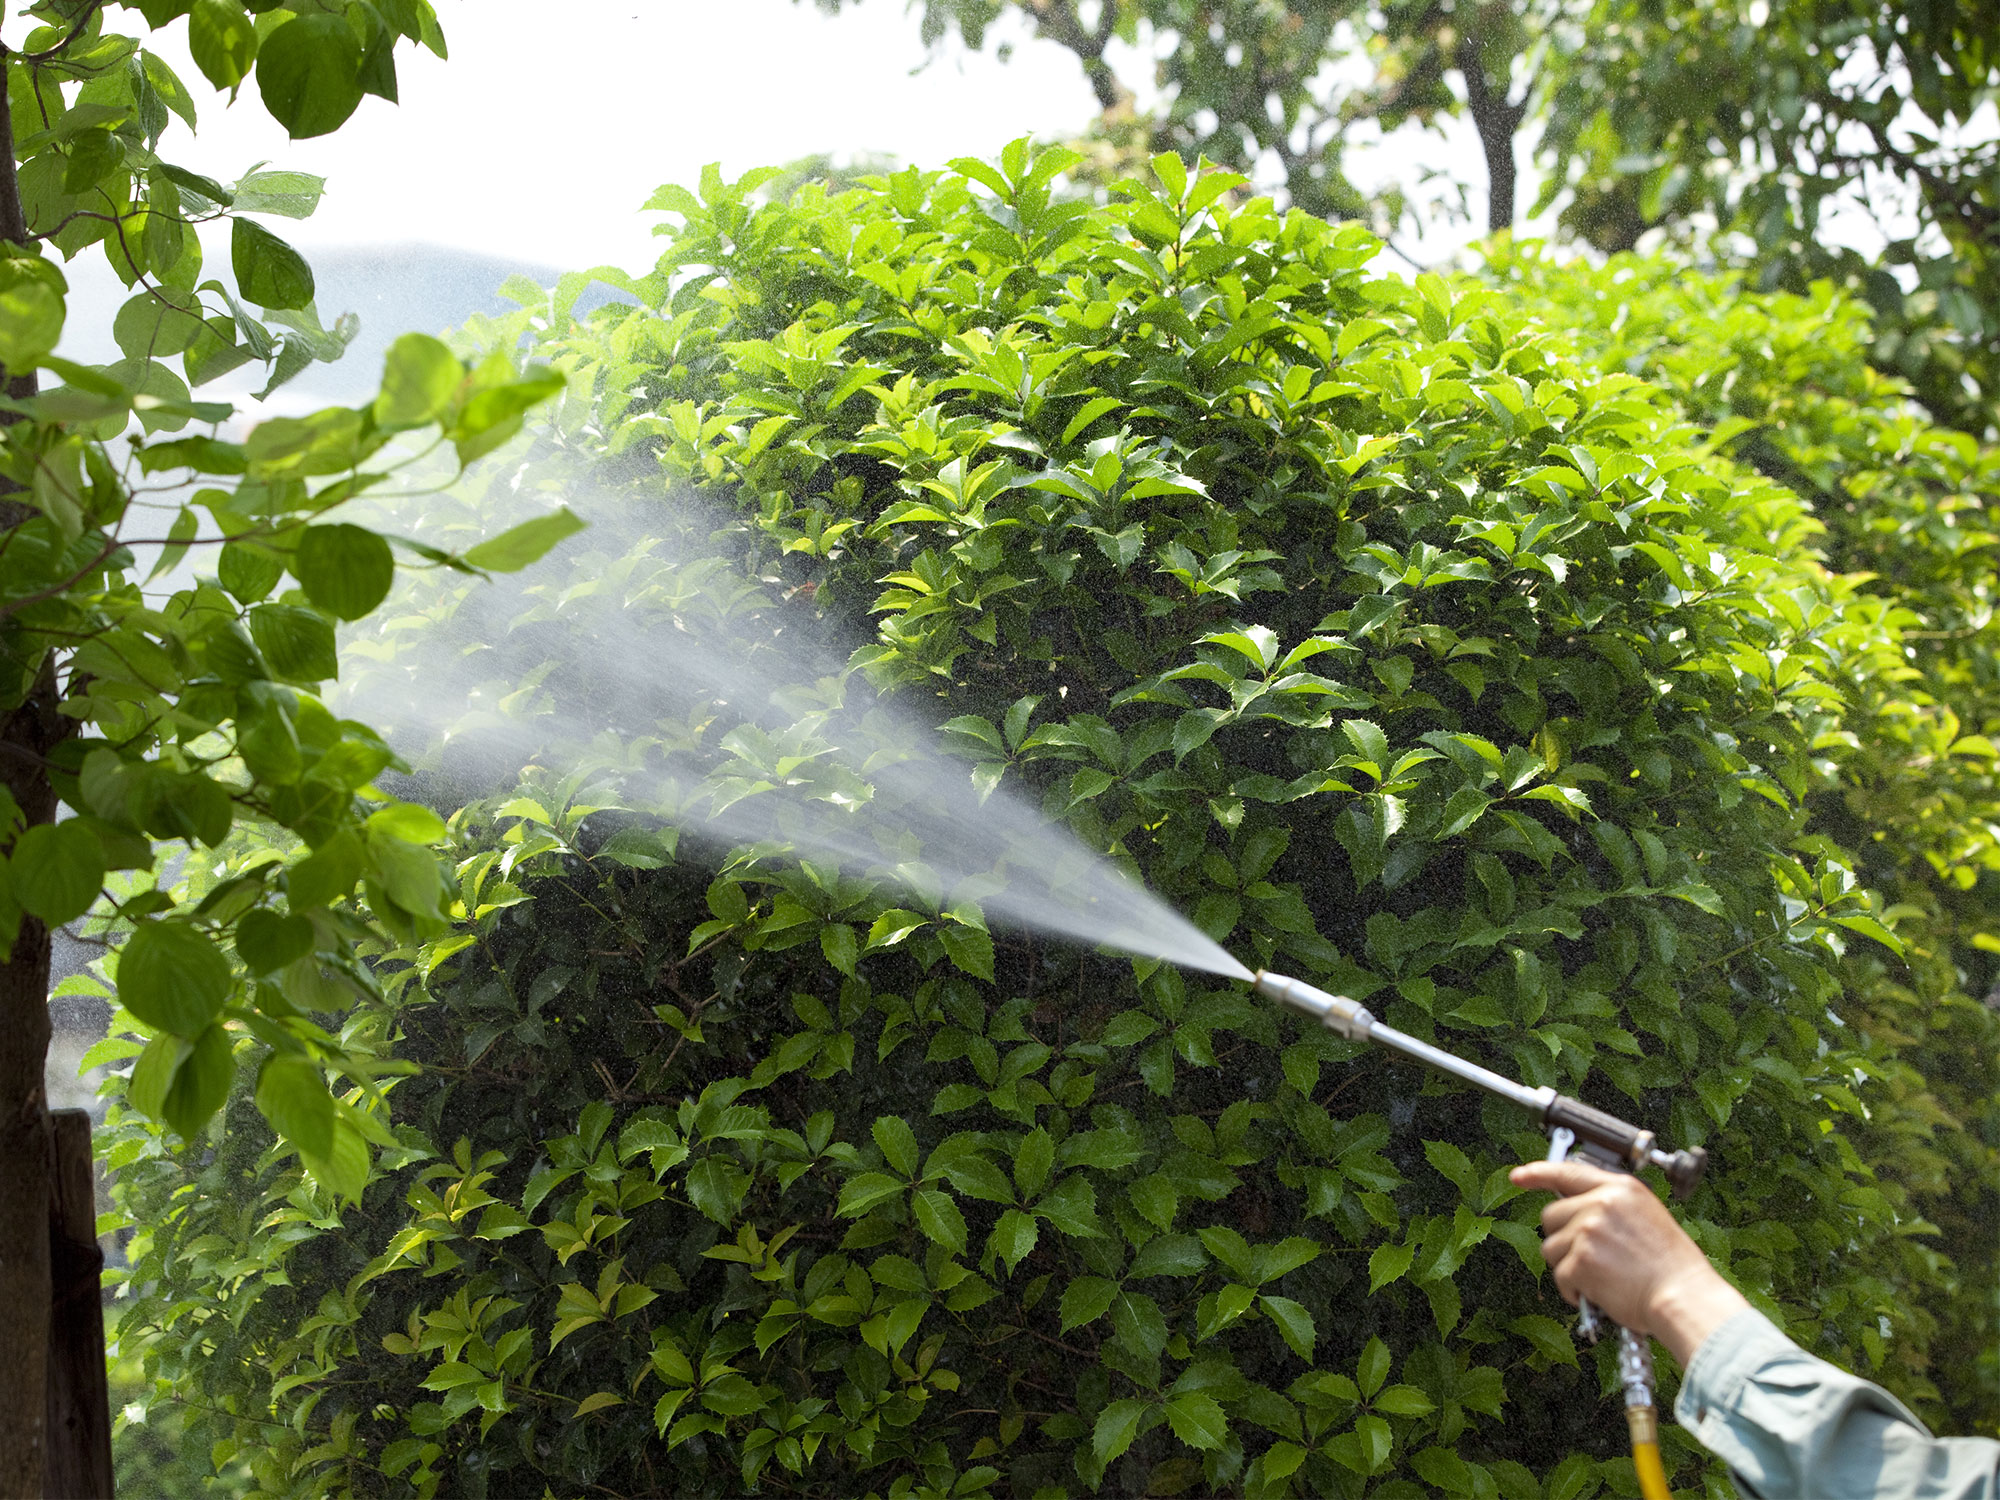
(0, 695), (58, 1497)
(1, 44), (68, 1500)
(45, 1110), (113, 1500)
(1457, 36), (1525, 235)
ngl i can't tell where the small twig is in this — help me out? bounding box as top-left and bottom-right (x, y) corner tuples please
(6, 0), (106, 63)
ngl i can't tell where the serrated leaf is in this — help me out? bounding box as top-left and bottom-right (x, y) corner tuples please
(1259, 1294), (1316, 1360)
(1163, 1391), (1227, 1451)
(1093, 1398), (1151, 1464)
(1367, 1240), (1414, 1293)
(911, 1188), (967, 1254)
(1059, 1275), (1118, 1332)
(1508, 1312), (1579, 1367)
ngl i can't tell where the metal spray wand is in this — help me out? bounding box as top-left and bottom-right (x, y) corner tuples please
(1251, 971), (1701, 1500)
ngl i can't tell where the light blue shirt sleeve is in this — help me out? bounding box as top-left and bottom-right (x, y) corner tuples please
(1675, 1309), (2000, 1500)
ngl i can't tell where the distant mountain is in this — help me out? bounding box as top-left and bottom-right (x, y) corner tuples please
(58, 241), (639, 405)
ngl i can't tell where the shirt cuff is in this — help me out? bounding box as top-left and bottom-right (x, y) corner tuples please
(1674, 1308), (1797, 1429)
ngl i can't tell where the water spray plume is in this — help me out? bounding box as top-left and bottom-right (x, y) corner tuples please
(343, 489), (1247, 977)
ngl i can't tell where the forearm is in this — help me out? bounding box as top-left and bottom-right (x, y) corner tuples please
(1677, 1310), (2000, 1500)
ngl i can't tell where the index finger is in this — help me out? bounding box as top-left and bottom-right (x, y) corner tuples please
(1509, 1159), (1624, 1197)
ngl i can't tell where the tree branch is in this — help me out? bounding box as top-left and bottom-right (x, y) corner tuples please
(1023, 0), (1129, 114)
(1457, 35), (1526, 235)
(3, 1), (106, 64)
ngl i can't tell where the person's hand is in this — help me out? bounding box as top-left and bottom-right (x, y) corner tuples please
(1509, 1159), (1750, 1366)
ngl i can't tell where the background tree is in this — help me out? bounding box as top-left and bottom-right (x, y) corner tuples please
(824, 0), (1999, 432)
(104, 146), (1996, 1499)
(0, 1), (570, 1488)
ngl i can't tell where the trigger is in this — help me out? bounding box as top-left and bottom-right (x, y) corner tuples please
(1547, 1125), (1576, 1165)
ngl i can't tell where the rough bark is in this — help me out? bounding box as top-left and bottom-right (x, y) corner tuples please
(0, 678), (60, 1499)
(1, 41), (65, 1500)
(45, 1110), (113, 1500)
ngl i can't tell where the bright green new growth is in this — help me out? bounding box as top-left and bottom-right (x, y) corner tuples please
(104, 144), (1998, 1497)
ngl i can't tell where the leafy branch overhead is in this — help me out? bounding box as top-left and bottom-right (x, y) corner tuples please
(1, 0), (576, 1195)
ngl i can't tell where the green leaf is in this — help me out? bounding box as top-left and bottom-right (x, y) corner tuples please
(231, 219), (315, 309)
(1110, 1287), (1167, 1357)
(1059, 1275), (1118, 1332)
(254, 1050), (335, 1159)
(1341, 718), (1390, 770)
(294, 524), (394, 621)
(988, 1208), (1038, 1271)
(872, 1115), (920, 1177)
(911, 1187), (967, 1253)
(1262, 1441), (1307, 1482)
(256, 15), (364, 139)
(1259, 1294), (1316, 1361)
(462, 508), (587, 572)
(302, 1116), (369, 1201)
(189, 0), (258, 90)
(366, 803), (449, 844)
(1129, 1234), (1206, 1278)
(939, 924), (994, 979)
(287, 830), (362, 911)
(144, 771), (233, 848)
(232, 169), (326, 219)
(1033, 1174), (1102, 1236)
(1062, 396), (1121, 444)
(1832, 912), (1904, 954)
(1129, 1173), (1178, 1230)
(1508, 1313), (1579, 1367)
(235, 907), (313, 974)
(248, 603), (338, 684)
(160, 1023), (234, 1139)
(113, 292), (204, 359)
(1367, 1240), (1414, 1293)
(820, 922), (858, 975)
(9, 821), (105, 926)
(1014, 1125), (1053, 1199)
(867, 909), (928, 950)
(1093, 1398), (1151, 1464)
(837, 1172), (905, 1217)
(1057, 1128), (1145, 1172)
(1163, 1391), (1227, 1451)
(1374, 1384), (1437, 1417)
(373, 332), (461, 429)
(1356, 1336), (1391, 1399)
(0, 275), (64, 369)
(218, 538), (286, 604)
(1437, 785), (1492, 839)
(128, 1033), (189, 1123)
(120, 919), (234, 1037)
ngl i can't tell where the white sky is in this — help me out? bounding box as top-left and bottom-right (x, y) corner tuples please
(154, 0), (1110, 272)
(146, 0), (1500, 275)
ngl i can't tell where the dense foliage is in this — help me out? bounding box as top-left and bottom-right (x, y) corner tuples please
(105, 144), (1994, 1499)
(1488, 243), (2000, 1428)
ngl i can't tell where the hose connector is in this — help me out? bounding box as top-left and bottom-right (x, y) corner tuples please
(1253, 971), (1375, 1042)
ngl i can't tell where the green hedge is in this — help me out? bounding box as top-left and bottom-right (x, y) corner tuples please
(102, 145), (1990, 1498)
(1485, 245), (2000, 1431)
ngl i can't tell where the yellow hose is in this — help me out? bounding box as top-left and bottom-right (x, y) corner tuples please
(1627, 1402), (1672, 1500)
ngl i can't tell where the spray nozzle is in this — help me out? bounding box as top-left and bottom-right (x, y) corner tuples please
(1252, 971), (1376, 1041)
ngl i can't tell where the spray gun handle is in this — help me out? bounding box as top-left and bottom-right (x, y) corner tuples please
(1544, 1093), (1708, 1199)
